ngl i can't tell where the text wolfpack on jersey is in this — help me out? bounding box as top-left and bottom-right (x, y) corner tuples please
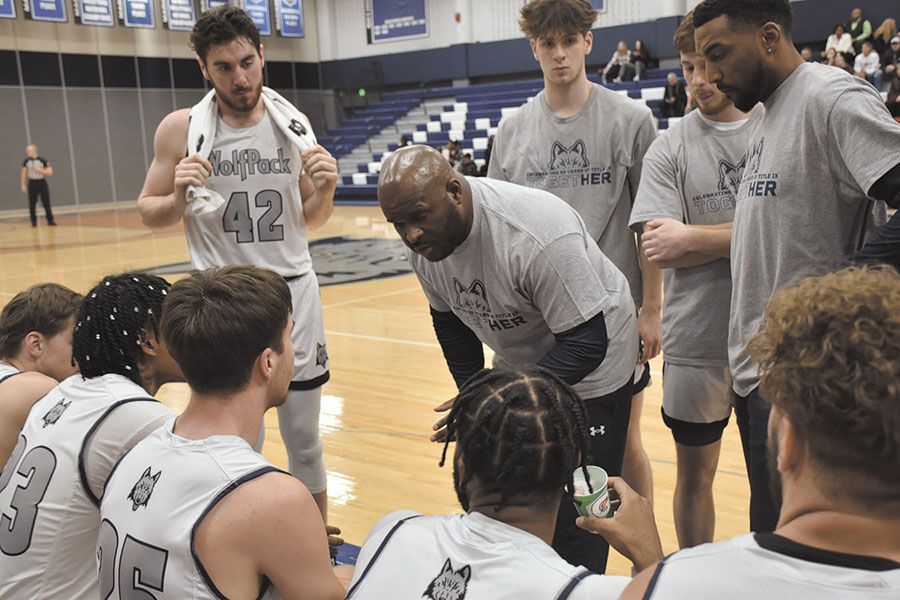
(210, 148), (291, 181)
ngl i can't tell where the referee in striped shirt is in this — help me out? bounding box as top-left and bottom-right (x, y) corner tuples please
(21, 144), (56, 227)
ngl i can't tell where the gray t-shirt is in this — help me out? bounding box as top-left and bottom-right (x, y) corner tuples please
(730, 62), (897, 396)
(488, 83), (658, 307)
(410, 177), (639, 399)
(629, 108), (764, 366)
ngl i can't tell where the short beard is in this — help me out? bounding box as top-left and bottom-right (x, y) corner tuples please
(216, 79), (263, 113)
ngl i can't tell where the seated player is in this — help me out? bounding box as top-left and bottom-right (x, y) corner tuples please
(0, 273), (181, 598)
(346, 366), (663, 599)
(99, 266), (348, 599)
(0, 282), (81, 465)
(583, 267), (900, 598)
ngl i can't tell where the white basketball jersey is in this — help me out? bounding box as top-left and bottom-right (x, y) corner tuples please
(0, 363), (20, 382)
(347, 510), (629, 599)
(0, 373), (172, 599)
(99, 422), (283, 599)
(184, 112), (312, 277)
(647, 533), (900, 599)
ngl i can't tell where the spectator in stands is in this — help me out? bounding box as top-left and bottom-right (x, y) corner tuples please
(631, 40), (652, 81)
(835, 53), (854, 74)
(886, 77), (900, 120)
(602, 40), (635, 83)
(854, 41), (883, 90)
(873, 18), (897, 56)
(399, 135), (411, 147)
(825, 24), (854, 61)
(478, 135), (494, 177)
(848, 7), (872, 54)
(823, 47), (838, 66)
(459, 153), (478, 176)
(799, 47), (815, 62)
(441, 139), (462, 169)
(883, 36), (900, 90)
(661, 72), (687, 117)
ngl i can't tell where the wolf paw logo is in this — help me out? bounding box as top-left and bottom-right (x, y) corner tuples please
(549, 140), (589, 170)
(747, 138), (765, 176)
(453, 279), (490, 314)
(315, 342), (328, 368)
(41, 398), (71, 427)
(717, 156), (747, 195)
(423, 559), (471, 600)
(128, 467), (161, 511)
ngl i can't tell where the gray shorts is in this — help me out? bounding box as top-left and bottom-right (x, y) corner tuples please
(287, 271), (329, 388)
(661, 363), (733, 424)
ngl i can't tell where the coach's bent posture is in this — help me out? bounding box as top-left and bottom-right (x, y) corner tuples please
(378, 144), (639, 573)
(600, 267), (900, 598)
(347, 366), (662, 599)
(99, 266), (348, 599)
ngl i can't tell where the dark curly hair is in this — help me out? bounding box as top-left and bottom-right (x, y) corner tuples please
(749, 266), (900, 515)
(694, 0), (793, 36)
(190, 4), (261, 64)
(73, 273), (170, 387)
(519, 0), (598, 39)
(440, 366), (593, 512)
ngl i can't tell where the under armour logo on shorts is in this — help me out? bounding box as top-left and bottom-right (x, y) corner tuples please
(589, 426), (605, 437)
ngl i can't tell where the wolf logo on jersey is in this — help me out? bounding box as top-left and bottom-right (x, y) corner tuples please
(549, 140), (589, 170)
(453, 279), (490, 314)
(127, 467), (161, 511)
(315, 342), (328, 368)
(747, 138), (765, 176)
(717, 156), (747, 196)
(41, 398), (71, 427)
(423, 558), (471, 600)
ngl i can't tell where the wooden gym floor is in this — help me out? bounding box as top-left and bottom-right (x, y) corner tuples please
(0, 204), (751, 576)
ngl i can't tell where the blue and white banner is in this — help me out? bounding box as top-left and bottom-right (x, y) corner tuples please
(118, 0), (154, 27)
(74, 0), (114, 25)
(199, 0), (226, 12)
(161, 0), (193, 30)
(590, 0), (606, 13)
(367, 0), (427, 44)
(274, 0), (301, 37)
(0, 0), (16, 19)
(24, 0), (68, 21)
(242, 0), (269, 35)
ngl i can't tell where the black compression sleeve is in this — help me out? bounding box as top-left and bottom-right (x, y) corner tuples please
(850, 162), (900, 270)
(430, 307), (484, 389)
(537, 311), (608, 386)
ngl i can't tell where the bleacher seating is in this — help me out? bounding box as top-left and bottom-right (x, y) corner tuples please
(333, 66), (686, 201)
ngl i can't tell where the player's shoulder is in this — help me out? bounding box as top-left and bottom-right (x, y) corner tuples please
(0, 371), (57, 419)
(796, 62), (880, 104)
(592, 83), (652, 116)
(156, 108), (191, 141)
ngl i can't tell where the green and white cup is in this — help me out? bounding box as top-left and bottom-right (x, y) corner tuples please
(571, 465), (611, 518)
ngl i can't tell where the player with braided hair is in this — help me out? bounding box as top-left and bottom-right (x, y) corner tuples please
(347, 366), (662, 600)
(0, 273), (183, 599)
(0, 282), (81, 465)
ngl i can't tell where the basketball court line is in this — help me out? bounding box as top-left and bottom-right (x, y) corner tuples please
(322, 285), (423, 309)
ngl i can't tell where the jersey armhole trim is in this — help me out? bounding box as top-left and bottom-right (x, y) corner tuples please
(641, 556), (668, 600)
(190, 466), (286, 600)
(345, 514), (426, 598)
(0, 372), (23, 385)
(79, 397), (160, 508)
(555, 568), (594, 600)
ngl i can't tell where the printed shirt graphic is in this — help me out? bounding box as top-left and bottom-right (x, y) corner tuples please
(183, 111), (312, 277)
(629, 108), (764, 366)
(729, 62), (897, 396)
(488, 84), (658, 306)
(347, 510), (630, 599)
(410, 178), (638, 399)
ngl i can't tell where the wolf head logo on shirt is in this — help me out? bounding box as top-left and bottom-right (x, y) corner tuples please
(41, 398), (71, 427)
(423, 558), (471, 600)
(128, 467), (161, 511)
(717, 155), (747, 195)
(549, 140), (589, 170)
(453, 279), (490, 314)
(747, 138), (765, 176)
